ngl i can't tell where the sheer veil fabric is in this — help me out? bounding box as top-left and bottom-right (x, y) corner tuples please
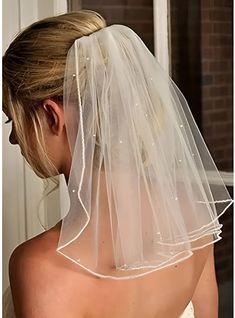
(57, 24), (233, 279)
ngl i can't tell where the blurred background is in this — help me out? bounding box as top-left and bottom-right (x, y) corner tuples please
(3, 1), (233, 317)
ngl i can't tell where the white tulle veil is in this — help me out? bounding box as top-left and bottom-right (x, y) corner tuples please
(56, 24), (233, 279)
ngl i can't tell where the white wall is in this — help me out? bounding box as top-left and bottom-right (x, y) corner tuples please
(3, 0), (67, 293)
(153, 0), (171, 74)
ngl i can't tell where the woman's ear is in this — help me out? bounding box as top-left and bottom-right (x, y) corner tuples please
(42, 99), (65, 136)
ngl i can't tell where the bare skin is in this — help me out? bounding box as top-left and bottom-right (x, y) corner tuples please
(7, 100), (218, 317)
(9, 221), (215, 318)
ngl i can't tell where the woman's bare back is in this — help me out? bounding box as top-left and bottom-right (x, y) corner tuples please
(10, 221), (211, 318)
(66, 247), (210, 318)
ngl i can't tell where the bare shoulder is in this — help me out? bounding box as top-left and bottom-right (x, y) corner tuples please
(9, 222), (61, 276)
(10, 225), (56, 262)
(9, 222), (86, 318)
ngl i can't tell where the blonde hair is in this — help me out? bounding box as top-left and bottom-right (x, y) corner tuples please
(3, 10), (106, 178)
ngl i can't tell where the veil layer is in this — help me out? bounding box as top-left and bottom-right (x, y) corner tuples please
(57, 25), (233, 279)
